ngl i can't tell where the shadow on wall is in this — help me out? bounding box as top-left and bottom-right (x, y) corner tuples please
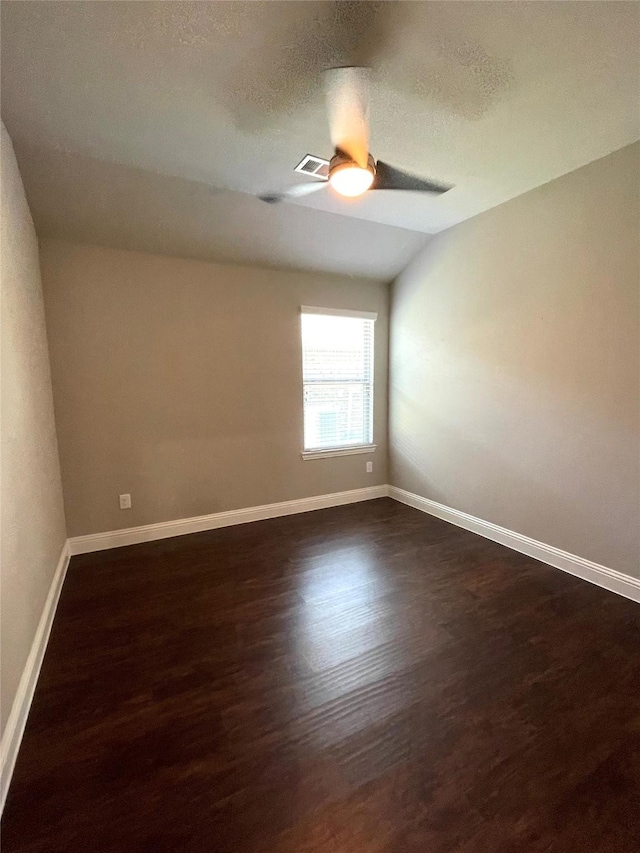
(389, 354), (639, 574)
(392, 220), (637, 434)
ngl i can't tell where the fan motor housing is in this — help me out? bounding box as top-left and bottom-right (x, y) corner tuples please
(329, 151), (376, 179)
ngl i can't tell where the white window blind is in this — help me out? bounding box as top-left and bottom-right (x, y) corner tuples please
(300, 308), (376, 452)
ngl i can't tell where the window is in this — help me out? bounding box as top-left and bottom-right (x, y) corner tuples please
(300, 307), (377, 459)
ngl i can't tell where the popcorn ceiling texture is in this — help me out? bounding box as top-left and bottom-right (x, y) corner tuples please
(2, 1), (638, 271)
(0, 123), (66, 738)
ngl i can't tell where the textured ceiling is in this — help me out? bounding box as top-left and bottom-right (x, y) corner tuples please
(12, 143), (429, 280)
(2, 1), (639, 274)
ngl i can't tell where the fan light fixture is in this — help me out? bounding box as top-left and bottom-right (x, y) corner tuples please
(329, 164), (374, 197)
(259, 67), (453, 205)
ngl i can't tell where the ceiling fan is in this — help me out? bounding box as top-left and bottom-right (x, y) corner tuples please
(260, 67), (453, 204)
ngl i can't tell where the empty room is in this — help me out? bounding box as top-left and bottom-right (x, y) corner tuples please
(1, 1), (639, 850)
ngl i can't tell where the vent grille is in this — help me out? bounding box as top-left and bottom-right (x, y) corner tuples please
(300, 158), (322, 173)
(294, 154), (330, 179)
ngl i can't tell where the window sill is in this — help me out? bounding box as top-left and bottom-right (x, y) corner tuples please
(301, 444), (377, 461)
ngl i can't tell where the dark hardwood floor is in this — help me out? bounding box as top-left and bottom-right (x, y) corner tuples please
(3, 498), (639, 851)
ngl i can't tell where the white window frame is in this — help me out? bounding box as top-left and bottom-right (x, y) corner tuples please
(300, 306), (377, 461)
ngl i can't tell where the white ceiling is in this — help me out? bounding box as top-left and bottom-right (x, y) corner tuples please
(2, 1), (639, 275)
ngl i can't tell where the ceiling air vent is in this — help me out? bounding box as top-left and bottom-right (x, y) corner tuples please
(294, 154), (330, 179)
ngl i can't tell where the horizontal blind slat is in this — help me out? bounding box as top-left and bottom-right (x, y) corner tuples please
(301, 313), (374, 451)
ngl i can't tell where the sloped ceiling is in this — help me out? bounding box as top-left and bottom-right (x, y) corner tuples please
(1, 1), (639, 277)
(13, 145), (429, 279)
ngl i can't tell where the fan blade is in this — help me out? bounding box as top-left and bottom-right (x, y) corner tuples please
(324, 67), (370, 168)
(373, 161), (452, 194)
(259, 181), (328, 204)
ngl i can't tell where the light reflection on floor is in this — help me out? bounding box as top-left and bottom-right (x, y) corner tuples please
(292, 543), (416, 748)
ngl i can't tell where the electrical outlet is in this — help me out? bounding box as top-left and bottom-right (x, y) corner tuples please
(366, 461), (373, 473)
(119, 493), (131, 510)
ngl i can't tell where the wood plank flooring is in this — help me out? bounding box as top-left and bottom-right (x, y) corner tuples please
(2, 498), (639, 851)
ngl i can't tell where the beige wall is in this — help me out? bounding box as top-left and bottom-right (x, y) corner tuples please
(390, 143), (640, 577)
(1, 124), (66, 737)
(40, 240), (389, 537)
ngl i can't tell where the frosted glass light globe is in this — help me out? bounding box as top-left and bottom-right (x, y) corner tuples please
(329, 165), (374, 198)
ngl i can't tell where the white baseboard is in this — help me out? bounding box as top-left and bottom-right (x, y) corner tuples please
(0, 540), (70, 815)
(388, 486), (640, 603)
(2, 486), (636, 816)
(68, 484), (640, 603)
(69, 485), (389, 555)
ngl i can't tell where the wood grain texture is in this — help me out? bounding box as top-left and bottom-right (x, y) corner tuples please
(3, 498), (639, 851)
